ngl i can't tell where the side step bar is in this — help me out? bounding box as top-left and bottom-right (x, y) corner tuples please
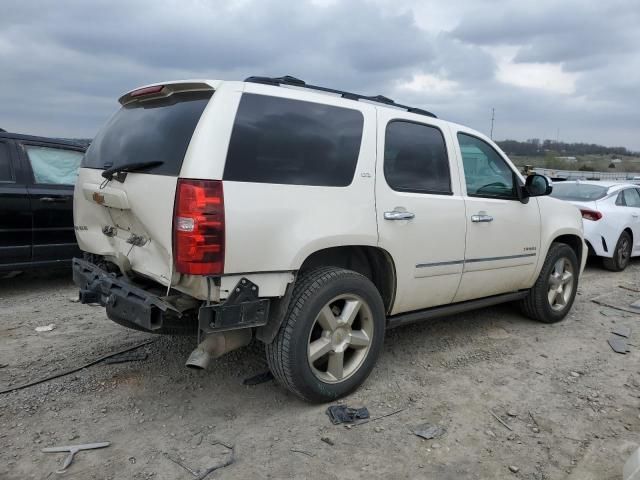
(387, 291), (528, 329)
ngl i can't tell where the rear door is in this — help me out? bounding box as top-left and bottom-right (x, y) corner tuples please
(20, 142), (84, 262)
(375, 112), (466, 315)
(452, 130), (540, 302)
(0, 139), (32, 267)
(74, 84), (215, 286)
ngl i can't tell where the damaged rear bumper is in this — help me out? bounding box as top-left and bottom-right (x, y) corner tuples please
(72, 257), (182, 331)
(72, 258), (270, 334)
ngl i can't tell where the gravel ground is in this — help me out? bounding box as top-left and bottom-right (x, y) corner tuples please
(1, 260), (639, 480)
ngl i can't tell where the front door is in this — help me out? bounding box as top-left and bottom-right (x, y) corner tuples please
(21, 143), (84, 262)
(376, 112), (466, 315)
(452, 130), (541, 303)
(0, 140), (32, 267)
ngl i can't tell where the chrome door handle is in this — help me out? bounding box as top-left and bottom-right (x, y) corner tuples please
(384, 210), (415, 221)
(40, 197), (67, 203)
(471, 214), (493, 223)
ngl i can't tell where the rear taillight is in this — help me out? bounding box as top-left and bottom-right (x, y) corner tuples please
(580, 208), (603, 221)
(173, 179), (225, 275)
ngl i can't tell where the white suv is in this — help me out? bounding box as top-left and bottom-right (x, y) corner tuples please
(73, 76), (586, 402)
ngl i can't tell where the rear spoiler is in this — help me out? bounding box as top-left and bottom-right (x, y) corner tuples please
(118, 82), (215, 106)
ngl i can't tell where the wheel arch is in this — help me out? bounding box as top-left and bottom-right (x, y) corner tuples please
(552, 233), (584, 266)
(256, 245), (397, 344)
(298, 245), (397, 314)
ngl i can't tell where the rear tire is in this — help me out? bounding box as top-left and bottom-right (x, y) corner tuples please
(519, 243), (579, 323)
(602, 231), (632, 272)
(266, 267), (385, 403)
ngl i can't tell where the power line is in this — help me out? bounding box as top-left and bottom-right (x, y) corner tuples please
(490, 108), (495, 139)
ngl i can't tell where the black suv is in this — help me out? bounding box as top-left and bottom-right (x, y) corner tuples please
(0, 131), (86, 272)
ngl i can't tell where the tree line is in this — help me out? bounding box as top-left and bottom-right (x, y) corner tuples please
(496, 139), (635, 157)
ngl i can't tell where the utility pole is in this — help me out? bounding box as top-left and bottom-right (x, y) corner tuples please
(490, 108), (495, 139)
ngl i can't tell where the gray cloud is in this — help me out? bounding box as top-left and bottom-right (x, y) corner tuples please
(0, 0), (638, 150)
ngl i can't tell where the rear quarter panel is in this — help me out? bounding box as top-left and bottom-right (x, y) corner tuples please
(181, 83), (379, 275)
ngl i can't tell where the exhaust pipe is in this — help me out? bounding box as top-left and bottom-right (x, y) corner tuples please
(186, 329), (252, 370)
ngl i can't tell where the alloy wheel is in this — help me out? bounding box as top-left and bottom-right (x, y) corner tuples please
(547, 257), (575, 311)
(307, 294), (374, 384)
(617, 236), (631, 266)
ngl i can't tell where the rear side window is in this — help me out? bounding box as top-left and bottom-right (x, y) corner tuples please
(551, 183), (608, 201)
(224, 94), (364, 186)
(622, 188), (640, 207)
(384, 121), (451, 194)
(0, 142), (12, 181)
(25, 145), (83, 185)
(83, 91), (212, 176)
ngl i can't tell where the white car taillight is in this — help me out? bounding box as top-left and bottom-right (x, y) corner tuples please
(173, 179), (225, 275)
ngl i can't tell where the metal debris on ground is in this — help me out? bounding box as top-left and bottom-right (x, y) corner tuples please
(623, 446), (640, 480)
(612, 326), (631, 338)
(412, 423), (447, 440)
(42, 442), (110, 473)
(489, 409), (513, 431)
(242, 370), (274, 385)
(320, 437), (334, 446)
(608, 336), (630, 354)
(348, 407), (407, 427)
(104, 351), (148, 365)
(592, 295), (640, 315)
(290, 447), (315, 457)
(164, 444), (235, 480)
(326, 405), (369, 425)
(35, 324), (56, 332)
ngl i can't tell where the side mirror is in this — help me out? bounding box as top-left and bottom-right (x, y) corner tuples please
(525, 174), (553, 197)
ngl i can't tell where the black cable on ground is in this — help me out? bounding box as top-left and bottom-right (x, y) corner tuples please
(0, 339), (156, 395)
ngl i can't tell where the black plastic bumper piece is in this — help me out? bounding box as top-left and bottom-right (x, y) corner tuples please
(72, 257), (181, 331)
(198, 277), (270, 333)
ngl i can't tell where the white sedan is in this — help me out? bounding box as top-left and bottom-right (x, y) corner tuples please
(551, 180), (640, 271)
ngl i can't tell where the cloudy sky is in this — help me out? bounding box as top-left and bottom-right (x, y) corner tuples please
(1, 0), (638, 149)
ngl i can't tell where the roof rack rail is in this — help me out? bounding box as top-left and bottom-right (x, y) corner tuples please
(244, 75), (437, 119)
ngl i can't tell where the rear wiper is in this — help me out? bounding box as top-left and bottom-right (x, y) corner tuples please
(101, 161), (164, 181)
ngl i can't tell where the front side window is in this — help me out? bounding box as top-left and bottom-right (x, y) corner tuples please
(0, 142), (13, 182)
(458, 133), (517, 199)
(622, 187), (640, 207)
(224, 94), (364, 187)
(383, 121), (451, 194)
(25, 145), (84, 185)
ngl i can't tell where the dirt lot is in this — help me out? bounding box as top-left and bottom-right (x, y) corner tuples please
(1, 260), (639, 480)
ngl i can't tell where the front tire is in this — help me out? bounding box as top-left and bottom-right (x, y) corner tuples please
(266, 267), (385, 403)
(520, 243), (579, 323)
(602, 231), (632, 272)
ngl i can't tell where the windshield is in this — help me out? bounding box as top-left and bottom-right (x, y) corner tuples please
(550, 182), (608, 201)
(82, 90), (212, 176)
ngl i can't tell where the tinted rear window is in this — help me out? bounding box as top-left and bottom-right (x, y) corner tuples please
(223, 94), (364, 186)
(82, 91), (212, 176)
(550, 183), (608, 201)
